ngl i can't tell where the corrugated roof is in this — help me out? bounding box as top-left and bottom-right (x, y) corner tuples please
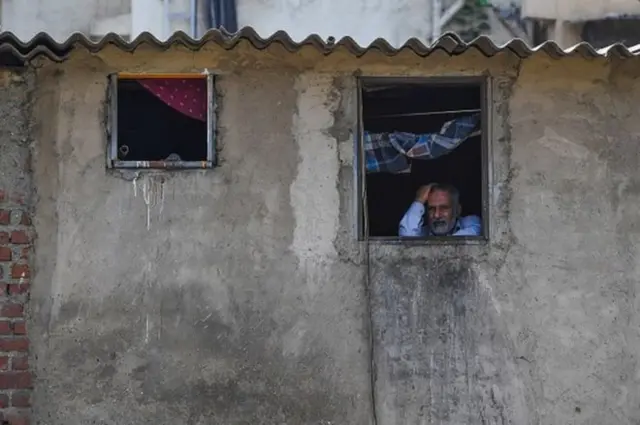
(0, 26), (638, 66)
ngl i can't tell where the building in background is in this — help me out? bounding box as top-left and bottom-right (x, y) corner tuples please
(522, 0), (640, 47)
(0, 0), (530, 46)
(0, 0), (637, 55)
(2, 27), (640, 425)
(0, 0), (236, 42)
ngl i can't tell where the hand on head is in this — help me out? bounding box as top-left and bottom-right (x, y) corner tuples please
(415, 183), (461, 236)
(415, 184), (433, 204)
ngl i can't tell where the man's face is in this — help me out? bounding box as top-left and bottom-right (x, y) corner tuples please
(427, 190), (457, 235)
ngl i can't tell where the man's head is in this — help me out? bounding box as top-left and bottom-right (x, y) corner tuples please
(426, 184), (461, 235)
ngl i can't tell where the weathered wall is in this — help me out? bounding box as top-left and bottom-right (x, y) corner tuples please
(236, 0), (433, 47)
(522, 0), (640, 21)
(1, 0), (131, 40)
(237, 0), (527, 47)
(370, 54), (640, 425)
(29, 47), (373, 425)
(0, 70), (35, 425)
(21, 42), (640, 425)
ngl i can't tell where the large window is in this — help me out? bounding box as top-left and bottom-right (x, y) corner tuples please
(357, 77), (489, 242)
(106, 73), (216, 169)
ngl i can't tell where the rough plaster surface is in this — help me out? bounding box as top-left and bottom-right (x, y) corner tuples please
(0, 70), (32, 200)
(369, 56), (640, 425)
(21, 44), (640, 425)
(30, 60), (372, 424)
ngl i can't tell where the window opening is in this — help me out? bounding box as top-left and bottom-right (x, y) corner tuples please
(358, 77), (488, 241)
(107, 73), (216, 169)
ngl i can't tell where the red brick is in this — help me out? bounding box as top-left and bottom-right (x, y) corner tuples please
(0, 190), (5, 203)
(11, 391), (29, 408)
(11, 356), (27, 371)
(8, 285), (28, 296)
(0, 357), (9, 371)
(0, 211), (9, 225)
(12, 322), (25, 336)
(19, 213), (30, 226)
(5, 411), (30, 425)
(0, 339), (28, 352)
(10, 265), (28, 279)
(9, 232), (28, 245)
(0, 372), (31, 389)
(10, 193), (25, 206)
(0, 322), (11, 335)
(0, 232), (8, 244)
(0, 248), (11, 262)
(0, 304), (22, 318)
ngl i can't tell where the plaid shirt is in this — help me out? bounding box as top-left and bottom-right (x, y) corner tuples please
(363, 114), (480, 174)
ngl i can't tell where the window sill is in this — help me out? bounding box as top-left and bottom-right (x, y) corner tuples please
(361, 236), (488, 245)
(109, 160), (214, 169)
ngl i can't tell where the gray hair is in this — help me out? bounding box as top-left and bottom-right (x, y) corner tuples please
(430, 183), (461, 214)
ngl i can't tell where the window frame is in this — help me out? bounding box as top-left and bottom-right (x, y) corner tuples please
(106, 72), (217, 170)
(356, 75), (491, 244)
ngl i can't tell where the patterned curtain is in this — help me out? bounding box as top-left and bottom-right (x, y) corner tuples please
(363, 114), (480, 174)
(137, 79), (207, 122)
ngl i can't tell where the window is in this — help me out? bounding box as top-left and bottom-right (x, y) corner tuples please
(107, 73), (216, 169)
(357, 77), (489, 242)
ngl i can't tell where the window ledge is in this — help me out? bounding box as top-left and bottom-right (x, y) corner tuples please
(109, 160), (214, 169)
(361, 236), (488, 245)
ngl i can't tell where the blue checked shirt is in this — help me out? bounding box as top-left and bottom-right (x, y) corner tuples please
(363, 114), (480, 174)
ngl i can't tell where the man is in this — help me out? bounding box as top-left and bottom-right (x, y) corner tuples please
(399, 183), (481, 237)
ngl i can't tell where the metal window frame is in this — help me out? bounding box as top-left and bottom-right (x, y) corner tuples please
(106, 72), (217, 170)
(356, 76), (491, 244)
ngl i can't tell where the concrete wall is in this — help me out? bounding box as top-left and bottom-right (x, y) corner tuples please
(369, 55), (640, 424)
(236, 0), (433, 47)
(0, 69), (35, 425)
(2, 0), (433, 45)
(522, 0), (640, 21)
(1, 0), (131, 41)
(1, 0), (522, 48)
(29, 46), (374, 425)
(20, 43), (640, 425)
(131, 0), (164, 39)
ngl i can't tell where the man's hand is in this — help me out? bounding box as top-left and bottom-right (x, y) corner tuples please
(415, 184), (433, 204)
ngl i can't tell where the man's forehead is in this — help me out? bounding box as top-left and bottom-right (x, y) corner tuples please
(428, 190), (452, 204)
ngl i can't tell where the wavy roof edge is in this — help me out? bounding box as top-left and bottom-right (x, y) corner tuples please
(0, 26), (638, 64)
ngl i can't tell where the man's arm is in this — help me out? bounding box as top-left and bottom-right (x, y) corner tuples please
(399, 202), (427, 237)
(399, 185), (432, 237)
(453, 215), (482, 236)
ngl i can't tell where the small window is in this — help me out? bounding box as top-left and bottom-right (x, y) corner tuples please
(107, 73), (216, 169)
(357, 77), (489, 242)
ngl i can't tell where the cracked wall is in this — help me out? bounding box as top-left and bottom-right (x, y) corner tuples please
(369, 54), (640, 425)
(20, 44), (640, 425)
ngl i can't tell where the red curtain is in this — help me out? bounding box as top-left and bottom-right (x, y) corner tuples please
(138, 79), (207, 122)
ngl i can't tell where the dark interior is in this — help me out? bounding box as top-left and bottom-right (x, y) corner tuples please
(362, 82), (483, 237)
(116, 79), (207, 161)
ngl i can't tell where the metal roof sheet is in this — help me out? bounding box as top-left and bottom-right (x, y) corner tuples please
(0, 26), (638, 65)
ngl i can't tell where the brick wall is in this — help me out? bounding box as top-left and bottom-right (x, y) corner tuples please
(0, 188), (31, 425)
